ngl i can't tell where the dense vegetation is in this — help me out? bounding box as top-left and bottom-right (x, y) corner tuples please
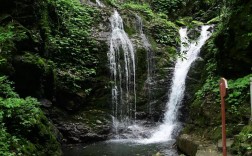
(0, 0), (251, 155)
(0, 76), (61, 155)
(0, 0), (99, 154)
(183, 1), (252, 155)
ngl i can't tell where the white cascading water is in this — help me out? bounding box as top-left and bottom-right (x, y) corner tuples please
(109, 10), (136, 134)
(96, 0), (105, 7)
(135, 14), (155, 114)
(138, 25), (214, 144)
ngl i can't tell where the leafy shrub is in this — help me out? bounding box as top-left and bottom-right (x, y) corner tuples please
(122, 2), (155, 20)
(47, 0), (99, 92)
(151, 0), (185, 16)
(150, 18), (179, 46)
(232, 125), (252, 155)
(0, 76), (18, 98)
(0, 76), (61, 155)
(0, 97), (61, 156)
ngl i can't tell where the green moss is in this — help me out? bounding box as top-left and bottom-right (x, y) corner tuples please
(121, 3), (155, 20)
(207, 15), (221, 24)
(20, 52), (53, 73)
(192, 20), (204, 26)
(232, 124), (252, 155)
(123, 16), (137, 36)
(73, 109), (111, 132)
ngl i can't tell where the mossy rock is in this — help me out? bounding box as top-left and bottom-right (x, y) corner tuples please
(12, 52), (55, 99)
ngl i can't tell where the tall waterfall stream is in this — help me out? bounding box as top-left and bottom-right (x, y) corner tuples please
(109, 10), (137, 136)
(140, 25), (214, 144)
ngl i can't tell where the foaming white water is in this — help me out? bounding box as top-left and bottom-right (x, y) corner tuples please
(109, 10), (136, 135)
(137, 25), (214, 144)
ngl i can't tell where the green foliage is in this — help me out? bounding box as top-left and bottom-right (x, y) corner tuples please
(0, 17), (33, 58)
(121, 1), (179, 47)
(196, 73), (251, 116)
(121, 1), (180, 59)
(0, 128), (15, 156)
(47, 0), (99, 92)
(122, 3), (155, 20)
(150, 18), (179, 46)
(0, 25), (14, 45)
(0, 24), (14, 54)
(0, 76), (18, 98)
(21, 52), (55, 74)
(226, 74), (251, 116)
(0, 75), (61, 155)
(0, 96), (61, 155)
(104, 0), (117, 6)
(232, 125), (252, 155)
(151, 0), (185, 16)
(0, 97), (40, 128)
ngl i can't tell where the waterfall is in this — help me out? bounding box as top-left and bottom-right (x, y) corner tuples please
(96, 0), (105, 7)
(108, 10), (136, 133)
(138, 25), (214, 144)
(135, 14), (155, 114)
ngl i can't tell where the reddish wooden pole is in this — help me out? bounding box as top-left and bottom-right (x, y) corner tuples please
(220, 78), (228, 156)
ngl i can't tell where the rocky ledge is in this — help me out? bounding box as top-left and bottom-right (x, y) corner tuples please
(177, 134), (234, 156)
(42, 102), (112, 144)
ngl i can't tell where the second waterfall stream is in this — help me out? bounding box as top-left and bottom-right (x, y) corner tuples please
(108, 10), (213, 143)
(141, 25), (214, 144)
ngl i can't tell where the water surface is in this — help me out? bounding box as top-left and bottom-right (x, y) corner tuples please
(62, 140), (178, 156)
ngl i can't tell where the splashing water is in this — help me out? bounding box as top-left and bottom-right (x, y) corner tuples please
(108, 10), (137, 135)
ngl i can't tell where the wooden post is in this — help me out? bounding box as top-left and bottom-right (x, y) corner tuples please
(220, 78), (228, 156)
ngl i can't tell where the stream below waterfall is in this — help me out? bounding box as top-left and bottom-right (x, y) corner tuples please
(62, 140), (178, 156)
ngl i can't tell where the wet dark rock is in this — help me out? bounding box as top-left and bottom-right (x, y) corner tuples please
(80, 133), (106, 143)
(44, 106), (112, 144)
(55, 90), (86, 111)
(136, 112), (148, 120)
(177, 134), (222, 156)
(187, 27), (201, 40)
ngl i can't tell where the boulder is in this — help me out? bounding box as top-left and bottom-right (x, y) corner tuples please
(177, 134), (227, 156)
(177, 134), (199, 156)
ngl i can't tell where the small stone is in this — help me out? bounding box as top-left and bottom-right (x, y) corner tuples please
(96, 120), (102, 124)
(217, 138), (234, 149)
(40, 99), (52, 108)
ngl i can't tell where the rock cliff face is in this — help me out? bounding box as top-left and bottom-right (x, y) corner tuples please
(0, 0), (180, 144)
